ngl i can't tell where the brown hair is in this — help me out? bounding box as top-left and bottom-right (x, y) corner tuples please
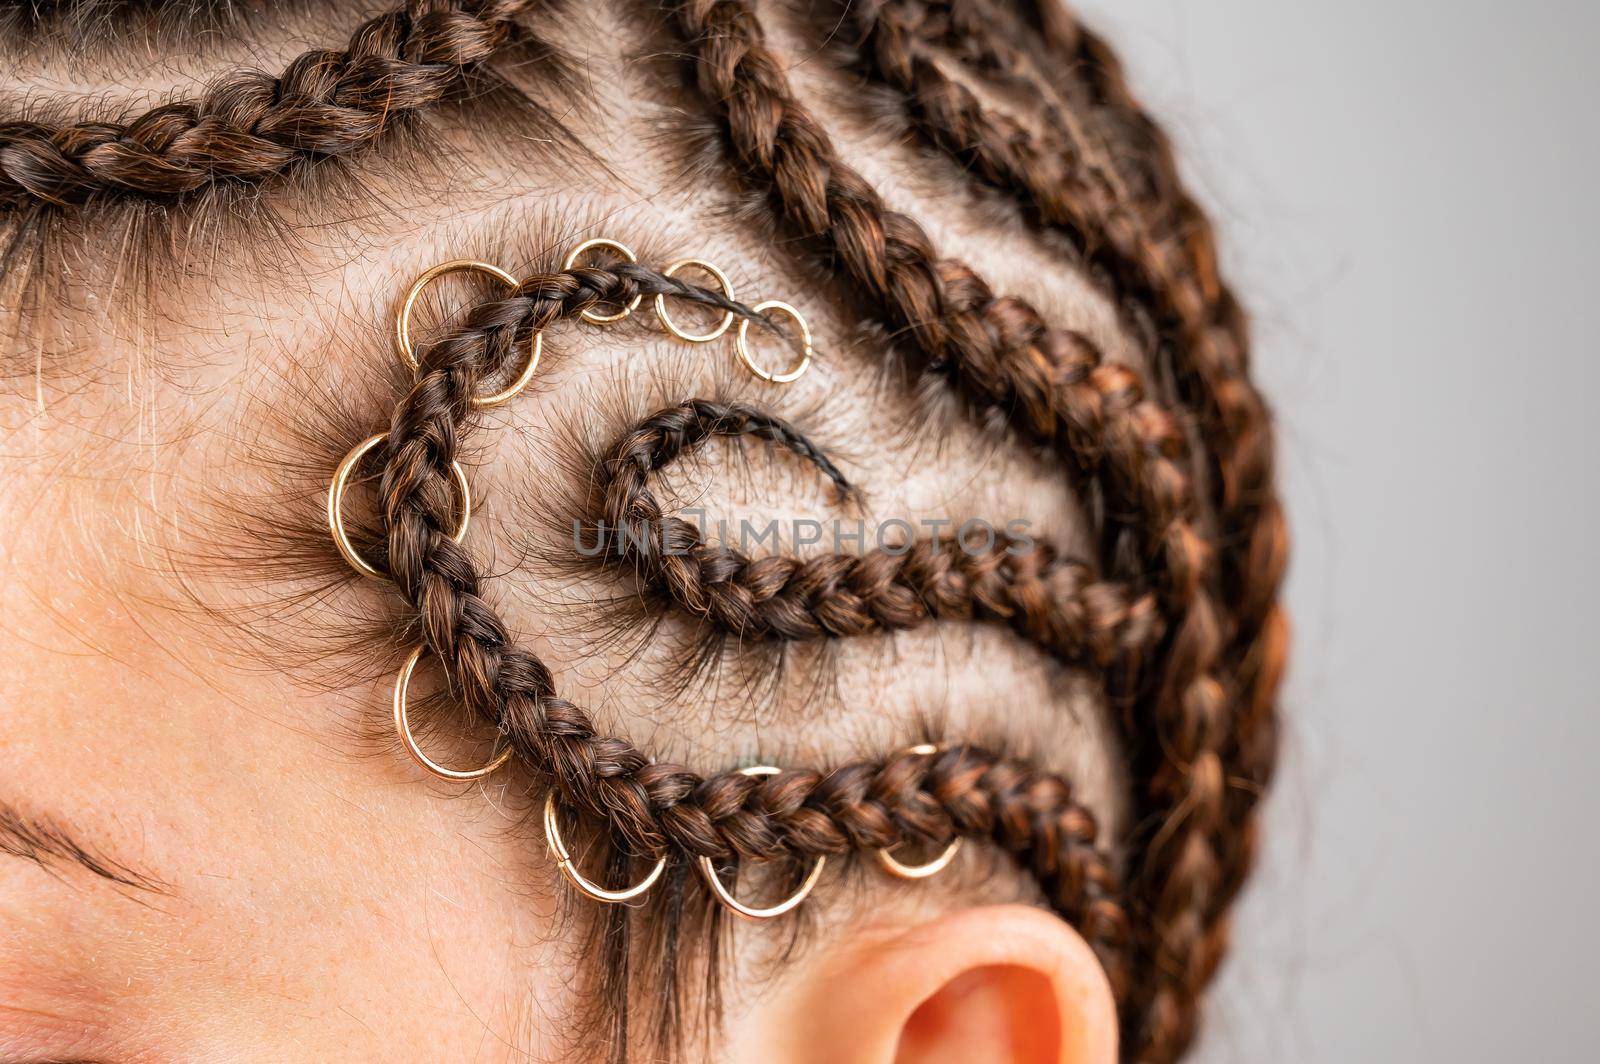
(0, 1), (1287, 1061)
(590, 397), (1164, 662)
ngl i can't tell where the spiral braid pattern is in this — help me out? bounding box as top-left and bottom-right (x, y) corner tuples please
(590, 398), (1164, 666)
(356, 258), (1132, 993)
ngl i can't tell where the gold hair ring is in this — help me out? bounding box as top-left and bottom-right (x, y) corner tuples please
(395, 259), (516, 370)
(394, 259), (542, 409)
(655, 258), (737, 343)
(328, 433), (472, 580)
(392, 645), (514, 782)
(473, 330), (544, 409)
(352, 249), (839, 895)
(697, 766), (827, 920)
(543, 793), (667, 903)
(562, 238), (642, 324)
(736, 300), (812, 383)
(874, 744), (963, 880)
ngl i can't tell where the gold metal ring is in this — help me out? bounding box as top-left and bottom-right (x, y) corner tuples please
(542, 793), (667, 903)
(328, 433), (472, 580)
(474, 330), (543, 409)
(561, 238), (642, 324)
(874, 744), (962, 880)
(395, 259), (517, 371)
(654, 258), (736, 343)
(876, 839), (962, 879)
(735, 300), (812, 383)
(393, 260), (542, 408)
(696, 766), (827, 920)
(392, 645), (513, 782)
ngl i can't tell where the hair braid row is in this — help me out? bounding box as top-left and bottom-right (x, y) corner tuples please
(867, 0), (1285, 669)
(15, 0), (1282, 1048)
(656, 3), (1239, 1058)
(941, 9), (1289, 1055)
(590, 398), (1164, 665)
(363, 257), (1133, 995)
(1058, 12), (1287, 725)
(820, 2), (1287, 1056)
(832, 0), (1144, 299)
(658, 0), (1195, 544)
(0, 0), (542, 207)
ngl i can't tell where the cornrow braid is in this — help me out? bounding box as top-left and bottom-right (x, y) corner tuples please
(1064, 23), (1288, 1060)
(9, 0), (1280, 1051)
(591, 398), (1164, 666)
(657, 3), (1244, 1060)
(359, 257), (1134, 1000)
(0, 0), (540, 207)
(854, 0), (1284, 665)
(830, 0), (1147, 334)
(853, 5), (1289, 1055)
(1056, 11), (1287, 755)
(652, 0), (1202, 582)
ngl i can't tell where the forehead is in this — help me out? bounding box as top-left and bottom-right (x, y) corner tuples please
(0, 569), (565, 1057)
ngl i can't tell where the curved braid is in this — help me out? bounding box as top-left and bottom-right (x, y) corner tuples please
(922, 8), (1289, 1055)
(0, 0), (539, 207)
(657, 2), (1240, 1059)
(6, 0), (1275, 1044)
(1061, 13), (1288, 678)
(859, 0), (1283, 632)
(1086, 47), (1290, 1054)
(658, 0), (1198, 556)
(364, 261), (1133, 995)
(834, 0), (1145, 302)
(863, 0), (1285, 675)
(592, 398), (1163, 666)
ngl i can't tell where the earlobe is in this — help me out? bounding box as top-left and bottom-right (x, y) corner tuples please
(746, 904), (1117, 1064)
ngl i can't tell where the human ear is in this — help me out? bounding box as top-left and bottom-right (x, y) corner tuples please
(739, 903), (1117, 1064)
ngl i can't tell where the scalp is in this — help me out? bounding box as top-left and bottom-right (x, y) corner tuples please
(0, 3), (1286, 1061)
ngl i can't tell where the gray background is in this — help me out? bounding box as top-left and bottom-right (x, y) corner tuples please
(1071, 2), (1600, 1061)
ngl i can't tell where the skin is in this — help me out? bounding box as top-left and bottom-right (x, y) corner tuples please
(1, 3), (1136, 1060)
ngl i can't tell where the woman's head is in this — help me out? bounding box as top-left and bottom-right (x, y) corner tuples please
(0, 1), (1286, 1061)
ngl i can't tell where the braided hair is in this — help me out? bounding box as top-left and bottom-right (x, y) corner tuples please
(1, 2), (1285, 1061)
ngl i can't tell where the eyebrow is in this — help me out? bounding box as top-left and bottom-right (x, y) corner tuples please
(0, 801), (166, 894)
